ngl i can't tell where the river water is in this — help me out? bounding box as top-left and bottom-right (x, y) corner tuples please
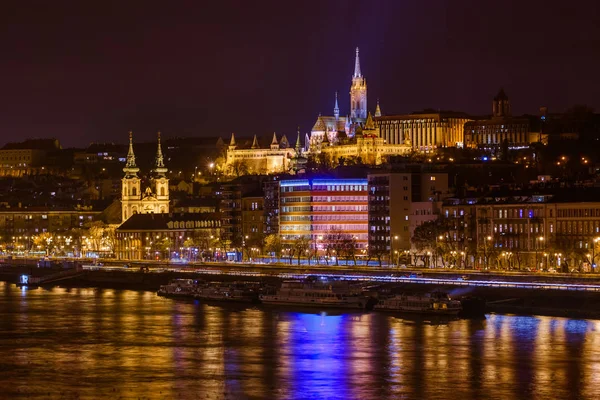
(1, 282), (600, 399)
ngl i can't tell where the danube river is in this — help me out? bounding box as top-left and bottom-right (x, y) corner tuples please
(1, 283), (599, 399)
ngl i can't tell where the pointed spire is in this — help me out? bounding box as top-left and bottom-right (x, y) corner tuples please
(365, 112), (375, 130)
(353, 47), (362, 78)
(123, 131), (139, 176)
(126, 131), (136, 167)
(229, 132), (236, 147)
(295, 127), (302, 151)
(153, 131), (168, 176)
(375, 99), (382, 117)
(251, 134), (259, 149)
(155, 132), (164, 167)
(270, 132), (279, 149)
(334, 92), (340, 120)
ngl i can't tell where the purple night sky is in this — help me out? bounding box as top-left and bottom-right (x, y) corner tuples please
(1, 0), (599, 147)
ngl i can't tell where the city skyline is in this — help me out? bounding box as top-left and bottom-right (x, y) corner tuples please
(2, 0), (600, 147)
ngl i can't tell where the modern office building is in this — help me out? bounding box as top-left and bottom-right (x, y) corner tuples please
(279, 178), (369, 250)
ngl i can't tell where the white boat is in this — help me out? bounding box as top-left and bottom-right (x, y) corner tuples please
(259, 280), (369, 309)
(157, 279), (199, 298)
(374, 292), (462, 315)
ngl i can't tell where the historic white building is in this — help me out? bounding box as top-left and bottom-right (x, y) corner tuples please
(121, 132), (170, 222)
(223, 132), (297, 175)
(308, 47), (410, 164)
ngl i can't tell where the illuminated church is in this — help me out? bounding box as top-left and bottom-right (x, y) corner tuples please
(308, 48), (410, 164)
(121, 132), (170, 222)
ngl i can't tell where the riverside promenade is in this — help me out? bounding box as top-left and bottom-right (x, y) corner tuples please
(4, 257), (600, 318)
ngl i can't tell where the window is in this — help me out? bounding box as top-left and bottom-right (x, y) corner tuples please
(430, 176), (436, 181)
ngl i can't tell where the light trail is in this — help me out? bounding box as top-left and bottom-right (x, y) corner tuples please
(84, 265), (600, 292)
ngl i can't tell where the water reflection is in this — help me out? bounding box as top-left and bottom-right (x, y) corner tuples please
(0, 282), (599, 399)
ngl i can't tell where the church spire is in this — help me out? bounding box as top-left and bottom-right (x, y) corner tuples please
(334, 92), (340, 120)
(123, 131), (139, 176)
(153, 131), (167, 176)
(375, 99), (382, 117)
(251, 134), (259, 149)
(295, 127), (302, 152)
(353, 47), (362, 78)
(229, 132), (236, 147)
(270, 132), (279, 149)
(350, 47), (367, 120)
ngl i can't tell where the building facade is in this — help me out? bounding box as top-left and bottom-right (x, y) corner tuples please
(223, 133), (297, 175)
(319, 114), (411, 165)
(279, 178), (369, 250)
(307, 48), (411, 164)
(368, 172), (449, 260)
(441, 197), (600, 270)
(115, 212), (221, 260)
(263, 178), (281, 236)
(0, 139), (63, 177)
(375, 111), (472, 150)
(241, 196), (264, 237)
(121, 132), (170, 222)
(464, 89), (542, 150)
(0, 208), (100, 239)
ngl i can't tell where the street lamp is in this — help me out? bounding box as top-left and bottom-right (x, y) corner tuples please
(483, 235), (492, 270)
(391, 235), (399, 267)
(534, 236), (544, 271)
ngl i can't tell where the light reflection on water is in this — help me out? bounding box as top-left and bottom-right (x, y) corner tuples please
(1, 282), (600, 399)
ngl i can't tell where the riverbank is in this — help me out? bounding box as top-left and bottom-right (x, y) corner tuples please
(3, 264), (600, 319)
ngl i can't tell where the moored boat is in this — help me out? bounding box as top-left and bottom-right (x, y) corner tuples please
(157, 279), (200, 298)
(195, 281), (260, 303)
(374, 291), (462, 315)
(259, 280), (371, 309)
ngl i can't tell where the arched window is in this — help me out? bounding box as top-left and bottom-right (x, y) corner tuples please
(132, 187), (137, 196)
(160, 187), (165, 196)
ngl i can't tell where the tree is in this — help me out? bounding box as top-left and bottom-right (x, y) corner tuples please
(293, 235), (311, 265)
(340, 235), (358, 265)
(412, 219), (449, 267)
(230, 160), (249, 177)
(264, 234), (283, 261)
(33, 232), (54, 255)
(86, 221), (105, 251)
(369, 246), (387, 267)
(102, 226), (116, 255)
(153, 238), (173, 260)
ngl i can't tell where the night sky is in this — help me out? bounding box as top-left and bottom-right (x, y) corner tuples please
(2, 0), (599, 147)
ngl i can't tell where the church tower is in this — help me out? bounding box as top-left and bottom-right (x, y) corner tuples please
(350, 47), (367, 120)
(333, 92), (340, 120)
(492, 88), (511, 118)
(152, 132), (169, 212)
(121, 131), (141, 222)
